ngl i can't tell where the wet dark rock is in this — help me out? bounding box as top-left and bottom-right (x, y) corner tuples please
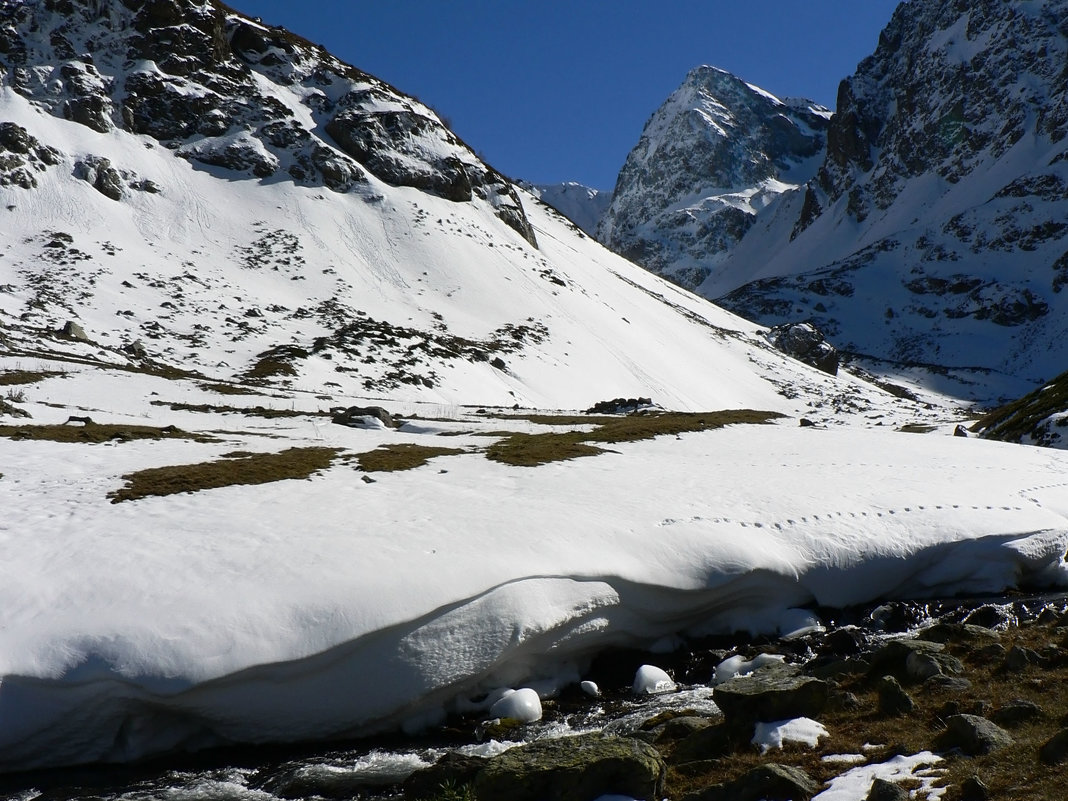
(713, 663), (828, 724)
(962, 605), (1014, 630)
(766, 322), (839, 375)
(403, 752), (486, 799)
(682, 762), (818, 801)
(935, 714), (1013, 755)
(876, 675), (914, 716)
(472, 732), (665, 801)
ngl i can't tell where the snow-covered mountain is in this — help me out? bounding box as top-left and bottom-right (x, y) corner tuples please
(522, 180), (609, 237)
(597, 66), (830, 290)
(704, 0), (1068, 393)
(2, 0), (1068, 777)
(0, 0), (892, 414)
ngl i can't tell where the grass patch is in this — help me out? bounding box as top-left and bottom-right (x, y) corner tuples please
(356, 443), (464, 472)
(198, 382), (263, 396)
(0, 369), (58, 386)
(0, 422), (214, 444)
(150, 400), (325, 419)
(486, 410), (785, 467)
(972, 369), (1068, 445)
(109, 446), (341, 502)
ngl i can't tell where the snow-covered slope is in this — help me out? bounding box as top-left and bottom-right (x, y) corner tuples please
(1, 0), (1067, 775)
(597, 66), (830, 289)
(523, 181), (610, 237)
(0, 0), (899, 416)
(707, 0), (1068, 392)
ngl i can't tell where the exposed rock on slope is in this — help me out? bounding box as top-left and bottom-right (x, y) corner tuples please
(708, 0), (1068, 389)
(598, 66), (830, 289)
(0, 0), (535, 243)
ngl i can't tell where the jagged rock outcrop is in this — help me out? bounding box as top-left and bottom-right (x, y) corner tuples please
(598, 66), (829, 289)
(710, 0), (1068, 389)
(0, 0), (537, 244)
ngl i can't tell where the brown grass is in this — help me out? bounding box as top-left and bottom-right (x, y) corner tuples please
(0, 369), (59, 386)
(485, 410), (785, 467)
(0, 422), (214, 444)
(661, 621), (1068, 800)
(356, 443), (464, 472)
(109, 447), (341, 502)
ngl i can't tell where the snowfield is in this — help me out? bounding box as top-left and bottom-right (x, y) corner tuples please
(1, 0), (1067, 774)
(1, 364), (1067, 770)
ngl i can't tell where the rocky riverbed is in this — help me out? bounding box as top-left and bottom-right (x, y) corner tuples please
(4, 595), (1068, 801)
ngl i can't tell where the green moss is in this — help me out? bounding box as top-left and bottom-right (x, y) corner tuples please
(109, 446), (341, 503)
(356, 443), (464, 472)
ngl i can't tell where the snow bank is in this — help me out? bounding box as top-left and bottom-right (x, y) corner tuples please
(0, 422), (1066, 771)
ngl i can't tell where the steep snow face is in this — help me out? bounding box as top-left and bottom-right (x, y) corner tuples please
(524, 181), (610, 236)
(710, 0), (1068, 391)
(597, 66), (830, 289)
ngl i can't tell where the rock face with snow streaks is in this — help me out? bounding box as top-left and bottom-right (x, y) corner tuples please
(0, 0), (536, 243)
(710, 0), (1068, 385)
(597, 66), (830, 290)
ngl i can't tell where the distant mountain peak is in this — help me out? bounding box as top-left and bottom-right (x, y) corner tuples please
(597, 66), (829, 289)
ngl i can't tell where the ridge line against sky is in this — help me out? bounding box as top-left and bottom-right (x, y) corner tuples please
(231, 1), (900, 190)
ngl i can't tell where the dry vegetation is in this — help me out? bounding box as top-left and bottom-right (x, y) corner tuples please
(109, 446), (341, 502)
(0, 422), (213, 444)
(485, 410), (785, 466)
(659, 618), (1068, 800)
(355, 443), (465, 472)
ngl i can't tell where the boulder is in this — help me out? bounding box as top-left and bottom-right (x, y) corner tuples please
(472, 732), (665, 801)
(960, 775), (990, 801)
(682, 763), (818, 801)
(866, 778), (909, 801)
(935, 714), (1013, 755)
(991, 699), (1042, 728)
(876, 675), (914, 716)
(867, 638), (961, 681)
(59, 320), (91, 342)
(1038, 728), (1068, 765)
(331, 405), (396, 428)
(73, 155), (124, 200)
(766, 322), (839, 375)
(712, 663), (828, 724)
(403, 752), (486, 799)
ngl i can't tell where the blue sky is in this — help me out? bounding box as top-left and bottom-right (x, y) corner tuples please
(231, 1), (900, 190)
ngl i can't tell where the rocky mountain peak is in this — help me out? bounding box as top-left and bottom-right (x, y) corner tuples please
(812, 0), (1068, 226)
(597, 64), (829, 289)
(0, 0), (537, 244)
(710, 0), (1068, 395)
